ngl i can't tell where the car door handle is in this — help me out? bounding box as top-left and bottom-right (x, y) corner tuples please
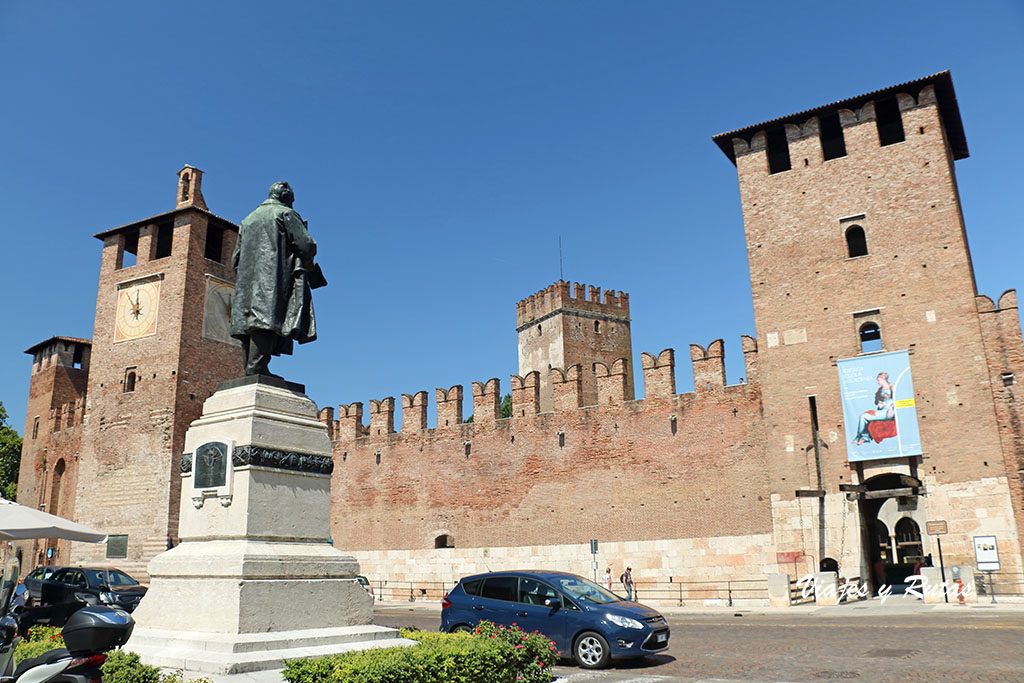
(473, 605), (484, 611)
(516, 611), (529, 617)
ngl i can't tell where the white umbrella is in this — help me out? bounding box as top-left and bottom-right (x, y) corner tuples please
(0, 497), (106, 542)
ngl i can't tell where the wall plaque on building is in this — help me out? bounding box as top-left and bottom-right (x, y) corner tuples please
(195, 442), (228, 489)
(189, 440), (234, 508)
(837, 350), (922, 462)
(926, 520), (948, 535)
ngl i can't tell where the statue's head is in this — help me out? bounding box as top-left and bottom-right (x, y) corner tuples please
(268, 181), (295, 207)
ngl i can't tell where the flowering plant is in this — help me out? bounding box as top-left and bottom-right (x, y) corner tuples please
(472, 621), (559, 683)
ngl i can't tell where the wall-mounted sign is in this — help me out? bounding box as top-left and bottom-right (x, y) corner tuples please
(926, 520), (948, 535)
(974, 535), (1000, 572)
(838, 350), (922, 462)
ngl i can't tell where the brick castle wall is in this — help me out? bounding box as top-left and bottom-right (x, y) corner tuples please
(327, 344), (772, 557)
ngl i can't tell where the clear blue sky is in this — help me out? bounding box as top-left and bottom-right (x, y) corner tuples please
(2, 1), (1022, 433)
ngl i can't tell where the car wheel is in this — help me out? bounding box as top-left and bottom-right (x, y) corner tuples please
(574, 631), (611, 669)
(450, 624), (474, 634)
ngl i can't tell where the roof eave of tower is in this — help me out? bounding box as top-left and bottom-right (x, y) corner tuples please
(711, 70), (968, 164)
(24, 336), (92, 355)
(93, 205), (239, 240)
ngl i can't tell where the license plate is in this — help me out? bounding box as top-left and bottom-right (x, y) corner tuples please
(656, 633), (667, 643)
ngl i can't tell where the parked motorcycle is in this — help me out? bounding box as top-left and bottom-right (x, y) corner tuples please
(1, 557), (135, 683)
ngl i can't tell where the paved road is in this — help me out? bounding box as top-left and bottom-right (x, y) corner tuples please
(372, 604), (1024, 682)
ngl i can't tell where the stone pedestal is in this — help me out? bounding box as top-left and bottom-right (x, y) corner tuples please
(813, 572), (839, 606)
(767, 574), (792, 607)
(127, 377), (409, 673)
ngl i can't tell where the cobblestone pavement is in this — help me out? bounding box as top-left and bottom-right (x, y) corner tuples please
(372, 604), (1024, 682)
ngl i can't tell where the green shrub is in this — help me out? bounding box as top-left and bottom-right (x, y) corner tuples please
(101, 650), (212, 683)
(283, 621), (557, 683)
(473, 621), (559, 683)
(101, 651), (162, 683)
(14, 626), (64, 663)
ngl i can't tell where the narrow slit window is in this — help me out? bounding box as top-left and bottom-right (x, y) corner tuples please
(846, 225), (868, 258)
(766, 127), (791, 174)
(875, 98), (905, 147)
(859, 323), (882, 353)
(124, 367), (137, 393)
(819, 112), (847, 160)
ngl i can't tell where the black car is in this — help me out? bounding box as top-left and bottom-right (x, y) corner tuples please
(38, 567), (147, 625)
(22, 565), (59, 602)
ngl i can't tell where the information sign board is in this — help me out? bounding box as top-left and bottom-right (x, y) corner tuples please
(974, 535), (1000, 571)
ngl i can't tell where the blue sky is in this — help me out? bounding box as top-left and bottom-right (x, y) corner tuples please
(2, 1), (1022, 433)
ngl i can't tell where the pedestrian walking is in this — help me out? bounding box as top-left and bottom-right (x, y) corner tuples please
(602, 567), (612, 591)
(620, 566), (634, 601)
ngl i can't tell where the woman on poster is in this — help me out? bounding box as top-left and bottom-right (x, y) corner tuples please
(853, 372), (896, 445)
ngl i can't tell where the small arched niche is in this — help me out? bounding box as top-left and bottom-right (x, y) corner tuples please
(846, 225), (868, 258)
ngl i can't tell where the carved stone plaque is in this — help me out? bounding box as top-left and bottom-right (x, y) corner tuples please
(194, 442), (228, 489)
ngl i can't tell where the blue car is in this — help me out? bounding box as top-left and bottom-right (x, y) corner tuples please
(441, 570), (670, 669)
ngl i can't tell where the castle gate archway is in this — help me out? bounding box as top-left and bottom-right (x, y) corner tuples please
(856, 472), (925, 594)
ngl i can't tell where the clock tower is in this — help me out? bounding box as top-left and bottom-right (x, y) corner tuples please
(71, 167), (244, 576)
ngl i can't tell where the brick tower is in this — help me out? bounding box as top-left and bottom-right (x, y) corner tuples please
(70, 167), (243, 576)
(714, 71), (1024, 577)
(516, 281), (633, 412)
(15, 337), (91, 565)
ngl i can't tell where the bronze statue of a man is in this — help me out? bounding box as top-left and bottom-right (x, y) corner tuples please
(230, 181), (322, 377)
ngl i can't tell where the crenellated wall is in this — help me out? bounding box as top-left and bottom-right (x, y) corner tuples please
(516, 280), (634, 412)
(326, 340), (773, 570)
(976, 289), (1024, 554)
(515, 280), (629, 329)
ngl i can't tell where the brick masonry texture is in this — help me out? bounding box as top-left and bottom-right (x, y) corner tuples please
(14, 73), (1024, 589)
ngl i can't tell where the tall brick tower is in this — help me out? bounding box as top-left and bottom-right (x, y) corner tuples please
(15, 337), (91, 565)
(714, 71), (1024, 577)
(516, 281), (633, 412)
(70, 167), (243, 576)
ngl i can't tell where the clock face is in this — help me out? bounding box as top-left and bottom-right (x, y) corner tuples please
(202, 278), (239, 346)
(114, 279), (160, 342)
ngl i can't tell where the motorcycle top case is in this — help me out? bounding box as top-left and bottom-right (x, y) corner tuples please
(62, 606), (135, 654)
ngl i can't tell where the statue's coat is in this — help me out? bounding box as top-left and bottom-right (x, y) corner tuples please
(230, 198), (317, 355)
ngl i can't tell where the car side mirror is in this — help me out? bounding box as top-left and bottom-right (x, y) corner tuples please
(544, 597), (561, 609)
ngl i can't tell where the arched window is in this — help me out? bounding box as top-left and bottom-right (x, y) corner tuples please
(859, 322), (882, 353)
(594, 321), (600, 333)
(124, 369), (137, 393)
(49, 459), (66, 518)
(435, 534), (454, 549)
(873, 519), (892, 564)
(895, 518), (923, 564)
(846, 225), (868, 257)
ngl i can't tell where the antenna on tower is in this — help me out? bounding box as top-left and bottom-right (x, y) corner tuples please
(559, 236), (564, 281)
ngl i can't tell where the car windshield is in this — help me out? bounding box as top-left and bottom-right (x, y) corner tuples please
(551, 575), (620, 604)
(84, 569), (139, 588)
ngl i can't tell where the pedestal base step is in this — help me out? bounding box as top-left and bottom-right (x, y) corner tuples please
(127, 624), (415, 674)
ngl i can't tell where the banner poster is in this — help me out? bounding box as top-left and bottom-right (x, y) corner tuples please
(837, 350), (922, 462)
